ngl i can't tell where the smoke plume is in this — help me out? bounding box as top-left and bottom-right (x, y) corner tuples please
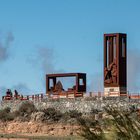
(38, 47), (56, 74)
(29, 46), (76, 91)
(12, 83), (31, 95)
(0, 32), (14, 62)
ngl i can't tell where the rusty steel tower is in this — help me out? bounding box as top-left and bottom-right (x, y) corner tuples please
(104, 33), (127, 96)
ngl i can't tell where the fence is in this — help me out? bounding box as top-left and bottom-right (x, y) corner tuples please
(2, 92), (140, 101)
(2, 93), (45, 102)
(84, 91), (140, 99)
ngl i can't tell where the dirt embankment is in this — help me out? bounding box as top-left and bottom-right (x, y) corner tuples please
(0, 139), (28, 140)
(0, 121), (81, 137)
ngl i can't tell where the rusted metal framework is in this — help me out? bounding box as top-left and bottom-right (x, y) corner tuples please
(104, 33), (127, 96)
(46, 73), (86, 98)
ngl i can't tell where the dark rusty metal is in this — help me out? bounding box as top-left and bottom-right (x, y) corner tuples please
(46, 73), (86, 97)
(104, 33), (127, 95)
(53, 81), (64, 93)
(104, 59), (117, 84)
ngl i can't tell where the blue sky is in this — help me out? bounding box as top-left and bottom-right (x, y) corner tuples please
(0, 0), (140, 95)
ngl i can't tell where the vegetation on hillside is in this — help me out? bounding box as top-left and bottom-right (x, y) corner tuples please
(0, 101), (140, 139)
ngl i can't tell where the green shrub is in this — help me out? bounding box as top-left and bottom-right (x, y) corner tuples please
(91, 109), (99, 114)
(0, 107), (14, 122)
(42, 108), (62, 122)
(13, 101), (37, 121)
(68, 110), (82, 118)
(18, 101), (36, 115)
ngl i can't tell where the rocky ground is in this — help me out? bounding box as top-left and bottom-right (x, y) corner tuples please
(0, 121), (81, 137)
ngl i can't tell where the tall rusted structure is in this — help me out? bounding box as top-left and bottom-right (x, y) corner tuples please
(104, 33), (127, 96)
(46, 73), (86, 98)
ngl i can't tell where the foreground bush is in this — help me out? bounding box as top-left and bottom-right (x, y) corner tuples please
(0, 107), (14, 122)
(104, 106), (140, 140)
(78, 106), (140, 140)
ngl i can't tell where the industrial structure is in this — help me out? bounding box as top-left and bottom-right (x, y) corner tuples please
(104, 33), (127, 96)
(46, 73), (86, 98)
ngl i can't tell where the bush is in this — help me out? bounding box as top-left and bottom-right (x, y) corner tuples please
(91, 109), (99, 114)
(13, 101), (37, 121)
(67, 110), (82, 118)
(77, 106), (140, 140)
(78, 117), (104, 140)
(42, 108), (62, 122)
(104, 106), (140, 140)
(0, 107), (14, 122)
(18, 101), (36, 115)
